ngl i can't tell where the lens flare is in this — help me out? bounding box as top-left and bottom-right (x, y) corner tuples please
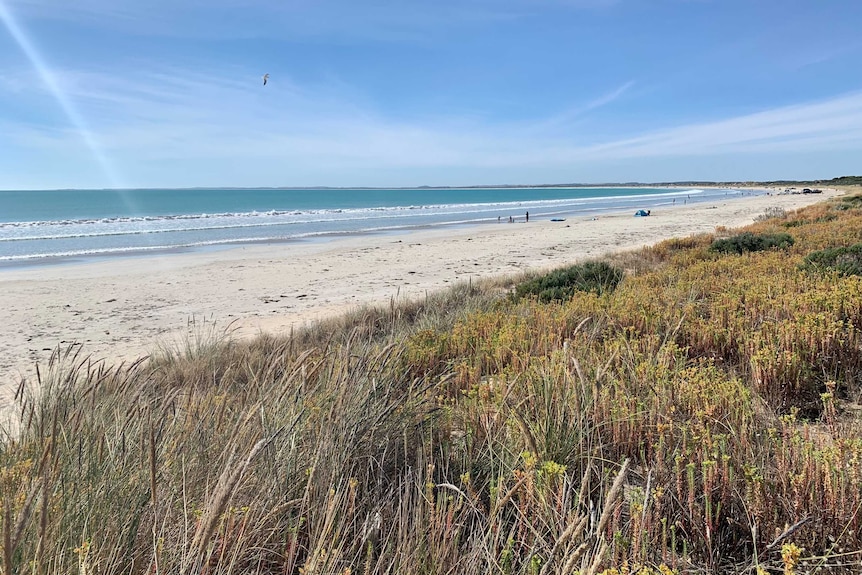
(0, 0), (133, 200)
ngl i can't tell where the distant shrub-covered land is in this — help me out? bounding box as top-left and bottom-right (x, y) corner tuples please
(2, 195), (862, 574)
(827, 175), (862, 186)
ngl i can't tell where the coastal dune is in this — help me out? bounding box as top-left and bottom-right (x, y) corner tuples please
(0, 189), (843, 406)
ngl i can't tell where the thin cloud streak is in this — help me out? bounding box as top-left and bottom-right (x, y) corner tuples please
(5, 0), (618, 41)
(533, 80), (636, 132)
(570, 92), (862, 160)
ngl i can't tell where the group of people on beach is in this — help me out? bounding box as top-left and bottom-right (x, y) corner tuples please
(498, 211), (530, 223)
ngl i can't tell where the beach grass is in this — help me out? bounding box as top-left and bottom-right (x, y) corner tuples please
(2, 196), (862, 574)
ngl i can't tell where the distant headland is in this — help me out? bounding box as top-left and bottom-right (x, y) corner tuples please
(156, 174), (862, 191)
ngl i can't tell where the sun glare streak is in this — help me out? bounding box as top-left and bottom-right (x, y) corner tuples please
(0, 0), (130, 194)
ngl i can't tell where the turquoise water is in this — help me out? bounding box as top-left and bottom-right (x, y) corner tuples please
(0, 187), (752, 265)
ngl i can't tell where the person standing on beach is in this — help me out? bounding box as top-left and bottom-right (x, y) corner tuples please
(526, 211), (529, 222)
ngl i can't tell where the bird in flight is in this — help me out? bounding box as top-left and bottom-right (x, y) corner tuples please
(263, 73), (269, 86)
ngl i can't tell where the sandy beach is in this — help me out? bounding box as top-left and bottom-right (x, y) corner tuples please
(0, 189), (845, 406)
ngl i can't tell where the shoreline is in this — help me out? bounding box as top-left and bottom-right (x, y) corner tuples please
(0, 188), (846, 408)
(0, 185), (750, 271)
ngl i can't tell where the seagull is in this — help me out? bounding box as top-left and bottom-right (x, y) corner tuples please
(262, 73), (269, 86)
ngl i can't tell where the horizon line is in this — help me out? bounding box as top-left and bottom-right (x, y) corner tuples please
(0, 177), (856, 193)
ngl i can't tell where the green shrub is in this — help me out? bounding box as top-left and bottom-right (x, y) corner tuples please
(802, 243), (862, 276)
(709, 231), (794, 255)
(834, 195), (862, 211)
(515, 261), (623, 302)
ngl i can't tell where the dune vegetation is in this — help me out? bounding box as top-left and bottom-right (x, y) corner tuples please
(2, 196), (862, 574)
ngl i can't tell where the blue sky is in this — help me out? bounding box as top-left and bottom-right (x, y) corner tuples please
(1, 0), (861, 189)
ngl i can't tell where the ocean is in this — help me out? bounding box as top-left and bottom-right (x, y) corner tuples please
(0, 186), (753, 266)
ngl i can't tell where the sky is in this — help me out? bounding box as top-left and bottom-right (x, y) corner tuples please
(1, 0), (861, 189)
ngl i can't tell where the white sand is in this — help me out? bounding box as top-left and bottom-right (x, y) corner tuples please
(0, 189), (844, 406)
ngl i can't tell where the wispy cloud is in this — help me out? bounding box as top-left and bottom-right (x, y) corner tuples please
(3, 59), (862, 187)
(784, 42), (862, 71)
(4, 0), (460, 44)
(570, 92), (862, 160)
(533, 80), (636, 132)
(5, 0), (153, 27)
(5, 0), (619, 41)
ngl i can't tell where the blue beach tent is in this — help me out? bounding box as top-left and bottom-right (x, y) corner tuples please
(634, 209), (651, 217)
